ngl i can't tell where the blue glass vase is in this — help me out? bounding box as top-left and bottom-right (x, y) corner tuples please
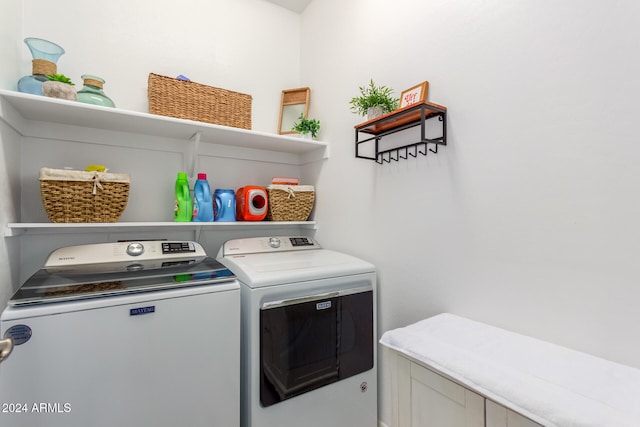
(17, 38), (65, 95)
(77, 75), (115, 107)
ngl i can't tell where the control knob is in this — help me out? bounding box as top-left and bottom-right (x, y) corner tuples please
(268, 237), (281, 248)
(126, 242), (145, 256)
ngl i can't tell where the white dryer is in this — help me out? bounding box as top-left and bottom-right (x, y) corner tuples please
(217, 236), (377, 427)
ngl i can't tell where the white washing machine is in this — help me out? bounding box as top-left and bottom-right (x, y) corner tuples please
(0, 241), (240, 427)
(217, 236), (377, 427)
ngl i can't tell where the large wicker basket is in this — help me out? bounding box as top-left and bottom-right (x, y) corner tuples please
(148, 73), (252, 129)
(266, 185), (315, 221)
(39, 168), (130, 223)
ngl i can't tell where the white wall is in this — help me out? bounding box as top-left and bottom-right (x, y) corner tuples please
(20, 0), (301, 132)
(0, 0), (23, 310)
(300, 0), (640, 425)
(0, 0), (21, 90)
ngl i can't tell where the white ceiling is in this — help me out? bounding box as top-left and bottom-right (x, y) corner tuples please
(265, 0), (312, 13)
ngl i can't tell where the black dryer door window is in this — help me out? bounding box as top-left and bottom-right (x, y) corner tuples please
(260, 289), (373, 407)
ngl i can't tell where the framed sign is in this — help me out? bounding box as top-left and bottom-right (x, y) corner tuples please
(399, 81), (429, 108)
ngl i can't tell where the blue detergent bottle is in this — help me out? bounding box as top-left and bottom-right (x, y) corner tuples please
(192, 173), (214, 222)
(214, 189), (236, 222)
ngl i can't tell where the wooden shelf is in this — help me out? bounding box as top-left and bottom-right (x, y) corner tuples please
(354, 101), (447, 164)
(355, 101), (447, 135)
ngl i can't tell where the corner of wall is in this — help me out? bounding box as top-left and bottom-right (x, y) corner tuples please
(0, 1), (23, 308)
(0, 0), (22, 90)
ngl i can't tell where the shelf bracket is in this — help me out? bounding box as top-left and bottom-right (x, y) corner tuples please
(186, 131), (202, 178)
(194, 224), (202, 242)
(4, 225), (22, 237)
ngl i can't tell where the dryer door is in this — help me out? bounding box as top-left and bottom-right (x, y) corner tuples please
(259, 286), (373, 407)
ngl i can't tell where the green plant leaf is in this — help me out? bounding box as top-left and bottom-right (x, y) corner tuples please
(291, 113), (321, 138)
(46, 73), (75, 86)
(349, 79), (398, 116)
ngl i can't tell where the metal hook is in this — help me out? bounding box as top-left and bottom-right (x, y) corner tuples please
(418, 143), (427, 156)
(429, 144), (438, 154)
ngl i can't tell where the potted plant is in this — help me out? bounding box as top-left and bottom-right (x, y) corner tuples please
(349, 79), (399, 120)
(291, 113), (320, 139)
(42, 73), (76, 101)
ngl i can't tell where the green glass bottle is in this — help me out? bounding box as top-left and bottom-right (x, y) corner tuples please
(76, 75), (115, 107)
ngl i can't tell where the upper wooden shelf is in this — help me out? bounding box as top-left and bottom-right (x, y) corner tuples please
(354, 101), (447, 135)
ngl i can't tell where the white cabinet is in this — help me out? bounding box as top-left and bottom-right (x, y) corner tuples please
(486, 401), (542, 427)
(395, 355), (484, 427)
(392, 354), (542, 427)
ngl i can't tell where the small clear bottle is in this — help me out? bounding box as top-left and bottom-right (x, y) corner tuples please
(76, 75), (115, 107)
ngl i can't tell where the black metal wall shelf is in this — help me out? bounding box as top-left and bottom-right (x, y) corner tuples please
(354, 101), (447, 164)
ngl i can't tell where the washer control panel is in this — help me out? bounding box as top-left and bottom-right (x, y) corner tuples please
(45, 241), (204, 267)
(220, 236), (320, 256)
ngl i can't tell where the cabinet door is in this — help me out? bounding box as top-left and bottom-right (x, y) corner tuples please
(397, 355), (484, 427)
(486, 400), (543, 427)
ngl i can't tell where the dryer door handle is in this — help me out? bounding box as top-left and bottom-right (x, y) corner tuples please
(261, 285), (373, 310)
(0, 337), (13, 364)
(262, 291), (339, 310)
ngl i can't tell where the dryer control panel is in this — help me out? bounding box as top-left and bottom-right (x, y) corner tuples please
(219, 236), (320, 256)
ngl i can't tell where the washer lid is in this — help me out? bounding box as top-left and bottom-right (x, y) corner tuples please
(10, 255), (236, 306)
(218, 249), (375, 288)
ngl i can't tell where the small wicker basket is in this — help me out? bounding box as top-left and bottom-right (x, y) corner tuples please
(148, 73), (252, 129)
(266, 185), (315, 222)
(39, 168), (130, 223)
